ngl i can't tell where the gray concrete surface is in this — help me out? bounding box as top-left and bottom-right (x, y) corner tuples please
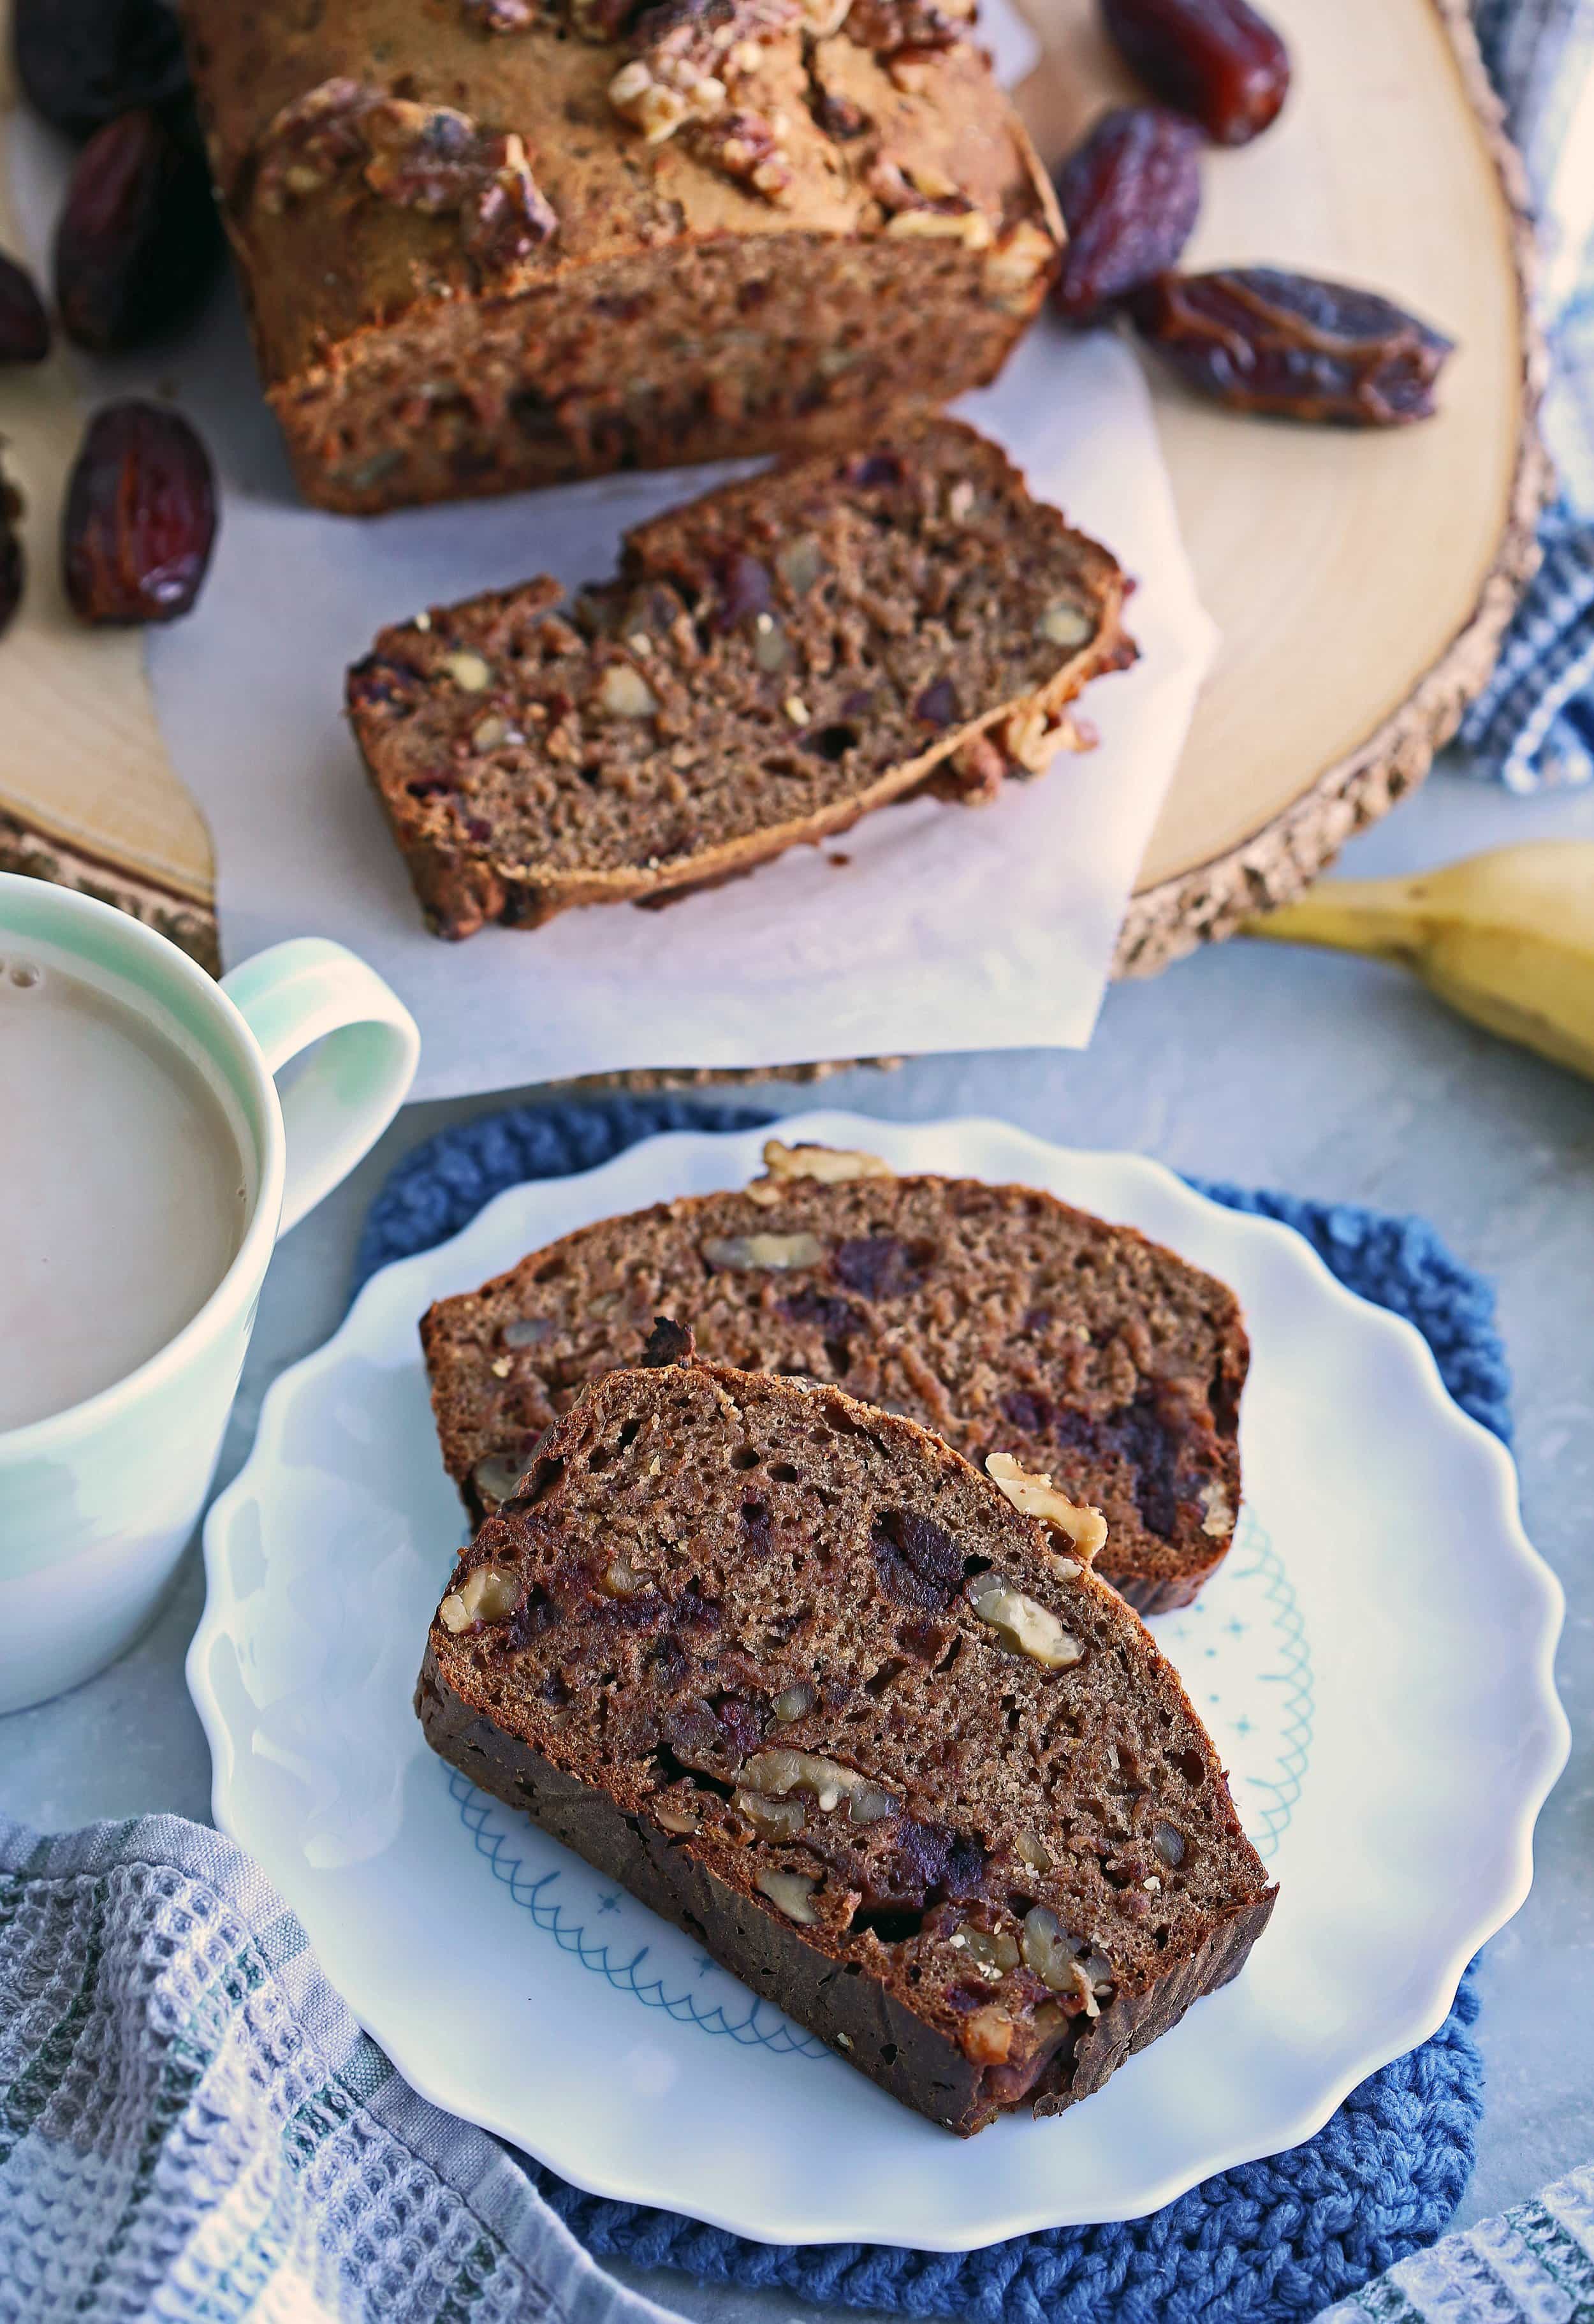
(5, 765), (1591, 2316)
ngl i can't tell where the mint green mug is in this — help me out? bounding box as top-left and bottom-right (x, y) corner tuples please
(0, 874), (420, 1712)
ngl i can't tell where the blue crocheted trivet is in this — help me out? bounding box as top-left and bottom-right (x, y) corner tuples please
(355, 1096), (1505, 2324)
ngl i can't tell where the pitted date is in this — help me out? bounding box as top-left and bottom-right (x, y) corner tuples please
(1053, 107), (1200, 325)
(62, 401), (218, 626)
(55, 108), (223, 353)
(1129, 268), (1456, 425)
(0, 251), (51, 363)
(0, 469), (24, 639)
(1100, 0), (1289, 146)
(13, 0), (189, 141)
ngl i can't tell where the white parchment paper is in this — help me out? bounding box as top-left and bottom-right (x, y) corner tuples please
(13, 4), (1217, 1098)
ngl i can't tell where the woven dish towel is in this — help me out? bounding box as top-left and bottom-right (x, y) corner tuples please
(1460, 0), (1594, 789)
(0, 1100), (1512, 2324)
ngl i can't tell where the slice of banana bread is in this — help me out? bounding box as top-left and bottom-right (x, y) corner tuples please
(414, 1351), (1276, 2134)
(346, 419), (1133, 938)
(421, 1144), (1248, 1614)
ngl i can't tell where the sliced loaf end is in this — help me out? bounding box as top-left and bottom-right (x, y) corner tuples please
(349, 419), (1134, 938)
(416, 1358), (1274, 2133)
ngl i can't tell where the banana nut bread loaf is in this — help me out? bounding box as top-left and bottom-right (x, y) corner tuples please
(415, 1343), (1276, 2133)
(347, 418), (1133, 937)
(179, 0), (1062, 513)
(421, 1141), (1248, 1614)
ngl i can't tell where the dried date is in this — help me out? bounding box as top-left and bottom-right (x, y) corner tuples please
(0, 251), (51, 362)
(55, 108), (223, 353)
(13, 0), (189, 141)
(62, 401), (217, 625)
(1053, 106), (1200, 325)
(1100, 0), (1289, 146)
(1129, 268), (1456, 425)
(0, 469), (24, 639)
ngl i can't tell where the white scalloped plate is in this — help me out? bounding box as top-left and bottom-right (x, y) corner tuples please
(189, 1112), (1568, 2249)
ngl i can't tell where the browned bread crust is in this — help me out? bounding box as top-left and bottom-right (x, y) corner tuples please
(179, 0), (1061, 512)
(347, 420), (1133, 938)
(415, 1358), (1275, 2133)
(421, 1151), (1248, 1613)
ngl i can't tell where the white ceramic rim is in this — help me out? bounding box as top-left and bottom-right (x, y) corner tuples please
(189, 1112), (1570, 2244)
(0, 872), (285, 1458)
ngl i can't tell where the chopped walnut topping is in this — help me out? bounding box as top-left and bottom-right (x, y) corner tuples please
(254, 80), (556, 265)
(757, 1139), (893, 1185)
(462, 0), (539, 26)
(699, 106), (793, 199)
(608, 54), (721, 142)
(985, 1452), (1108, 1562)
(607, 0), (798, 201)
(465, 133), (560, 265)
(866, 156), (992, 249)
(885, 204), (992, 250)
(845, 0), (973, 50)
(631, 0), (798, 72)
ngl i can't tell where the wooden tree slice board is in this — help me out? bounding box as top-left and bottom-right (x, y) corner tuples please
(0, 0), (1544, 994)
(1016, 0), (1548, 974)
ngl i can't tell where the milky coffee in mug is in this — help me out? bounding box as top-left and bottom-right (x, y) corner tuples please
(0, 938), (252, 1431)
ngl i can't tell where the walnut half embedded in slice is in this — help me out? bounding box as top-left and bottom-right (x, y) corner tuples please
(985, 1451), (1107, 1563)
(757, 1139), (893, 1184)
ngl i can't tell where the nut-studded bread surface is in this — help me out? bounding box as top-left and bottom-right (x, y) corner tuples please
(180, 0), (1061, 512)
(347, 420), (1132, 938)
(416, 1358), (1275, 2134)
(422, 1145), (1247, 1612)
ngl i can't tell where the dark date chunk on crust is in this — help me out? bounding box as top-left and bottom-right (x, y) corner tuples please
(420, 1150), (1249, 1613)
(416, 1360), (1275, 2132)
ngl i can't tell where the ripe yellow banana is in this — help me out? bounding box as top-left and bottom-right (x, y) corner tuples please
(1241, 840), (1594, 1082)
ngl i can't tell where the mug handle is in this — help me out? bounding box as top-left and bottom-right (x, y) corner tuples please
(219, 938), (420, 1237)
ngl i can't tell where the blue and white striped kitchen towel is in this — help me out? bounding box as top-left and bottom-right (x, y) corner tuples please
(1463, 0), (1594, 789)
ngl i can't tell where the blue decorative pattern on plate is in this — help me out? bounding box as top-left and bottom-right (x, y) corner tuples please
(450, 1769), (832, 2058)
(189, 1114), (1565, 2252)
